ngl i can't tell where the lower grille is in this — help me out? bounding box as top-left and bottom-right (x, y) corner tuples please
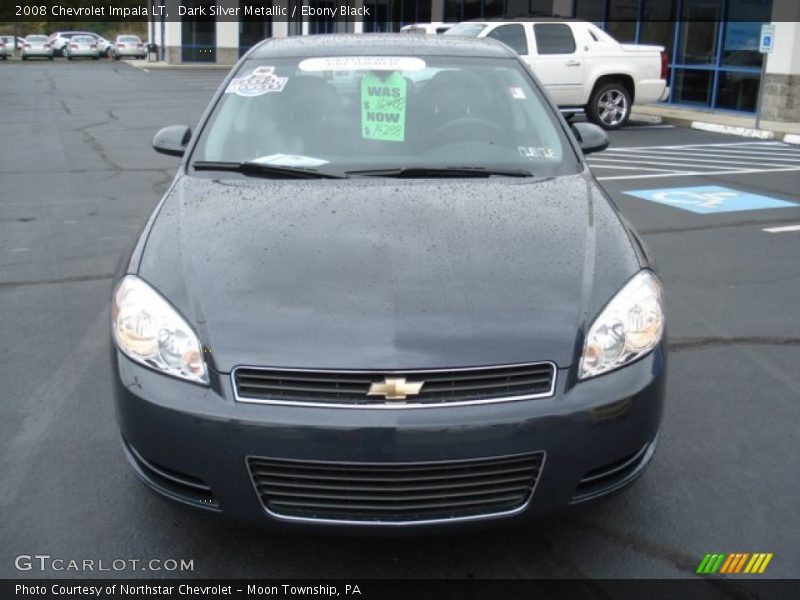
(248, 452), (545, 523)
(234, 362), (556, 407)
(124, 439), (218, 509)
(571, 441), (654, 502)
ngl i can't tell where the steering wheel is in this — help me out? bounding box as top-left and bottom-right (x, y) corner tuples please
(429, 118), (510, 147)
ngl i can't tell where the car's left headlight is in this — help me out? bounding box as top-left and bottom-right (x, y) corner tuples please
(579, 270), (664, 380)
(112, 275), (208, 385)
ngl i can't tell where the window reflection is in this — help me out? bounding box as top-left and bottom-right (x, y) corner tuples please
(716, 72), (761, 111)
(678, 0), (720, 65)
(640, 0), (676, 57)
(674, 69), (713, 105)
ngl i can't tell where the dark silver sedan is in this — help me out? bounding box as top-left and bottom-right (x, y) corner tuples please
(113, 34), (665, 530)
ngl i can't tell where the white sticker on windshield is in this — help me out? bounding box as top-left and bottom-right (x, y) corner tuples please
(251, 154), (330, 168)
(509, 87), (526, 100)
(299, 56), (426, 72)
(225, 66), (288, 97)
(519, 146), (558, 159)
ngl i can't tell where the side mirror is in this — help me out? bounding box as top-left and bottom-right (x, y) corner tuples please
(571, 122), (609, 155)
(153, 125), (191, 157)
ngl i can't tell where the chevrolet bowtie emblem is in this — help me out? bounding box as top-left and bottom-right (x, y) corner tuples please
(367, 377), (424, 401)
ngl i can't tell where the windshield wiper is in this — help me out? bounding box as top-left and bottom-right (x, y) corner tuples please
(191, 161), (346, 179)
(345, 166), (535, 178)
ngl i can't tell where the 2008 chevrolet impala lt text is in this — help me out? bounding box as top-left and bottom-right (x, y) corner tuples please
(110, 35), (666, 530)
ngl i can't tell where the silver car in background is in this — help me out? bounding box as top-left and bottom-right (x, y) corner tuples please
(113, 35), (146, 60)
(22, 35), (54, 60)
(0, 36), (14, 59)
(91, 34), (113, 57)
(65, 35), (100, 60)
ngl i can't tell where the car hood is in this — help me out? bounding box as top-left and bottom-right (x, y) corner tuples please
(136, 173), (643, 372)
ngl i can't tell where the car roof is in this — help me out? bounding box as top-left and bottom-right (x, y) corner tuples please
(464, 17), (583, 23)
(248, 33), (516, 59)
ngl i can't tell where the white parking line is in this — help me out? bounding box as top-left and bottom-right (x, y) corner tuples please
(590, 157), (745, 170)
(596, 165), (800, 181)
(592, 152), (792, 169)
(589, 142), (800, 180)
(762, 224), (800, 233)
(613, 148), (800, 163)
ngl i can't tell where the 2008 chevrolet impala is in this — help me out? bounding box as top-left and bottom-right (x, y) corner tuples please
(111, 34), (665, 529)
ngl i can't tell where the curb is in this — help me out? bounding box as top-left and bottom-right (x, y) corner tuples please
(690, 121), (775, 140)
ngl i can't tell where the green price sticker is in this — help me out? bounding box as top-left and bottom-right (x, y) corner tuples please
(360, 72), (407, 143)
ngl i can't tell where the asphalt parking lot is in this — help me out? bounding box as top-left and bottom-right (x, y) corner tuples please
(1, 59), (799, 582)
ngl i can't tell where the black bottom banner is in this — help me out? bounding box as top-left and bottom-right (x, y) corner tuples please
(4, 579), (800, 600)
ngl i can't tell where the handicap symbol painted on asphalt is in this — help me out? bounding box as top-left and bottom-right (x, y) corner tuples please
(624, 185), (797, 214)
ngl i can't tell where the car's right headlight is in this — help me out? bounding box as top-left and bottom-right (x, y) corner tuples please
(112, 275), (208, 385)
(579, 270), (664, 380)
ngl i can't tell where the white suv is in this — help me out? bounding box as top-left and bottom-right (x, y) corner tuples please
(446, 19), (669, 129)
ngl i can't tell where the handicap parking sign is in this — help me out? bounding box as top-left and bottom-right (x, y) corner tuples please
(624, 185), (796, 214)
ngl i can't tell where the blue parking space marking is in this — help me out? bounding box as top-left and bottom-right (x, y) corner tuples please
(624, 185), (797, 214)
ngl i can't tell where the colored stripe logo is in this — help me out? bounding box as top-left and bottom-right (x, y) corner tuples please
(697, 553), (773, 574)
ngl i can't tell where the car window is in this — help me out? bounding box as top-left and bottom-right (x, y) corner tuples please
(486, 24), (528, 55)
(444, 23), (487, 37)
(27, 36), (48, 42)
(533, 24), (577, 55)
(120, 36), (141, 43)
(192, 55), (579, 177)
(73, 36), (95, 44)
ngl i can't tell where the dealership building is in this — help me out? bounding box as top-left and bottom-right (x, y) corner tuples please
(147, 0), (799, 123)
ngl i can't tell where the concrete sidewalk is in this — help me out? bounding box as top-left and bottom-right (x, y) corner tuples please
(632, 104), (800, 143)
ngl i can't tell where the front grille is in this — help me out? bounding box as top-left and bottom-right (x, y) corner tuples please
(233, 362), (555, 407)
(248, 452), (545, 523)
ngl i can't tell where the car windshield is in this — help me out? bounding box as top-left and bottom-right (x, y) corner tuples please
(444, 23), (487, 37)
(73, 36), (94, 44)
(120, 36), (140, 43)
(27, 36), (48, 42)
(192, 55), (579, 177)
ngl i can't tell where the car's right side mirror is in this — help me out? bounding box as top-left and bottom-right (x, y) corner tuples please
(153, 125), (192, 157)
(571, 122), (610, 155)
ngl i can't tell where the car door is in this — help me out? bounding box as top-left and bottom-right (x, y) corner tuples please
(528, 23), (585, 107)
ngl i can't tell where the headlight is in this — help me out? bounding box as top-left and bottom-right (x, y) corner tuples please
(112, 275), (208, 385)
(579, 270), (664, 380)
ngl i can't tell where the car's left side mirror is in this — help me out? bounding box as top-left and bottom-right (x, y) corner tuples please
(153, 125), (192, 157)
(571, 122), (610, 155)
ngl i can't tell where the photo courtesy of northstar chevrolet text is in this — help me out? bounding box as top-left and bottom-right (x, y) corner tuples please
(1, 0), (799, 592)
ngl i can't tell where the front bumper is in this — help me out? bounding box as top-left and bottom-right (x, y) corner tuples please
(113, 346), (665, 530)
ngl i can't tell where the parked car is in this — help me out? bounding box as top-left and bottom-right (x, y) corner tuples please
(399, 22), (454, 34)
(446, 18), (669, 129)
(49, 30), (105, 57)
(113, 35), (146, 59)
(49, 31), (79, 56)
(0, 35), (14, 59)
(112, 34), (665, 530)
(65, 35), (100, 60)
(21, 35), (54, 60)
(91, 33), (113, 57)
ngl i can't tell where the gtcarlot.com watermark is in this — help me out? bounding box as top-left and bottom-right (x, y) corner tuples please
(14, 554), (194, 573)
